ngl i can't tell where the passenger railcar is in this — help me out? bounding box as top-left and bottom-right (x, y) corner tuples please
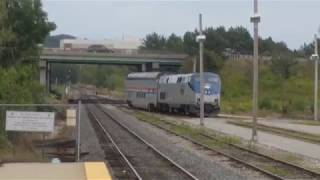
(124, 72), (221, 115)
(124, 72), (161, 111)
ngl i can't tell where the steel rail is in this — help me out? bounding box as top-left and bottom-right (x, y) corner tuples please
(119, 107), (286, 180)
(199, 132), (320, 179)
(94, 104), (199, 180)
(122, 105), (320, 179)
(87, 106), (142, 180)
(0, 103), (77, 107)
(119, 104), (320, 177)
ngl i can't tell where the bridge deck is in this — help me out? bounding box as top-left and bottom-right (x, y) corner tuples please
(41, 49), (188, 65)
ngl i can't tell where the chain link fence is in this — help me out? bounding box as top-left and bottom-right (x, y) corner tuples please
(0, 103), (81, 163)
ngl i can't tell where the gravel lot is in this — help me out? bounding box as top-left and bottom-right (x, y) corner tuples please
(102, 104), (272, 180)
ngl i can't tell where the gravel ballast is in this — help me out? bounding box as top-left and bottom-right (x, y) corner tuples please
(79, 106), (105, 161)
(102, 104), (272, 180)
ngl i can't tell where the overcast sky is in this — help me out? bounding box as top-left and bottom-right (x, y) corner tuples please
(42, 0), (320, 50)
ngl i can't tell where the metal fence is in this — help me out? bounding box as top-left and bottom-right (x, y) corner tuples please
(0, 102), (81, 163)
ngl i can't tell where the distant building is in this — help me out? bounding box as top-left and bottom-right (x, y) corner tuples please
(60, 37), (142, 54)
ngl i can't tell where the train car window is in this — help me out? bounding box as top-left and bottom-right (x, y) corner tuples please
(177, 77), (182, 83)
(136, 92), (146, 98)
(160, 92), (166, 99)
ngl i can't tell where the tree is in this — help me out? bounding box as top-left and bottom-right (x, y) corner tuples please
(270, 53), (297, 79)
(183, 31), (198, 55)
(296, 39), (320, 58)
(0, 0), (56, 67)
(141, 32), (166, 50)
(203, 49), (224, 72)
(204, 27), (228, 55)
(227, 26), (252, 54)
(166, 33), (183, 52)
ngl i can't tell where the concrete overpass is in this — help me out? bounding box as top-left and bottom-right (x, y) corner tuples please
(39, 49), (188, 89)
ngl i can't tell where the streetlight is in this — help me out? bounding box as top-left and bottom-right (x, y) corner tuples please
(311, 28), (319, 121)
(196, 14), (206, 127)
(250, 0), (261, 142)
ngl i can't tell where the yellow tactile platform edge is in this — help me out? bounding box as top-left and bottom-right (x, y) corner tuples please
(84, 162), (112, 180)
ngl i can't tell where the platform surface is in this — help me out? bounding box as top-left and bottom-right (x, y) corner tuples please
(0, 162), (111, 180)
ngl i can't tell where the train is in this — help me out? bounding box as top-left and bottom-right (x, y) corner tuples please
(124, 72), (221, 116)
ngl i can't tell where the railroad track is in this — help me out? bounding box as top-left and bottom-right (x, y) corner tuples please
(86, 103), (198, 180)
(119, 107), (320, 180)
(197, 132), (320, 179)
(86, 105), (141, 180)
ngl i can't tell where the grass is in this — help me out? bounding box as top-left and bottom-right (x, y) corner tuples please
(0, 137), (45, 163)
(262, 165), (290, 177)
(220, 60), (315, 119)
(291, 120), (320, 126)
(228, 121), (320, 145)
(134, 111), (241, 147)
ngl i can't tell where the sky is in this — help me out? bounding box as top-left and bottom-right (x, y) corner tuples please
(42, 0), (320, 50)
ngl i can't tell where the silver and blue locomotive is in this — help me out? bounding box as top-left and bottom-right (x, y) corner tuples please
(125, 72), (221, 115)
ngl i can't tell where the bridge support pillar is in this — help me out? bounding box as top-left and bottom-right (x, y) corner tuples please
(39, 60), (49, 91)
(152, 62), (160, 71)
(141, 63), (146, 72)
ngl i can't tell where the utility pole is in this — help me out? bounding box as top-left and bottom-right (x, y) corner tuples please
(193, 56), (197, 73)
(250, 0), (260, 142)
(196, 14), (206, 127)
(312, 31), (319, 120)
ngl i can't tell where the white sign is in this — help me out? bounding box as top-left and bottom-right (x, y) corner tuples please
(66, 109), (76, 126)
(5, 111), (55, 132)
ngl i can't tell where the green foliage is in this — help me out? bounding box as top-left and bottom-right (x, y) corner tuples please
(221, 60), (314, 117)
(141, 32), (166, 50)
(270, 53), (297, 79)
(224, 26), (252, 54)
(0, 65), (45, 104)
(51, 64), (131, 91)
(141, 26), (293, 74)
(0, 65), (45, 143)
(220, 60), (252, 113)
(0, 0), (56, 67)
(203, 49), (224, 72)
(296, 39), (320, 58)
(183, 31), (198, 55)
(166, 33), (183, 52)
(51, 63), (80, 84)
(0, 0), (55, 145)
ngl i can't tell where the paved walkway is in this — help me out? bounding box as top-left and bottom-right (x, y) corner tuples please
(243, 119), (320, 135)
(163, 116), (320, 160)
(220, 114), (320, 135)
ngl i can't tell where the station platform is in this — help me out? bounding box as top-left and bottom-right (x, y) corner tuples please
(0, 162), (112, 180)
